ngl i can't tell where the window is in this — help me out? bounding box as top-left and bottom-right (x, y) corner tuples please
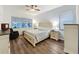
(59, 10), (75, 30)
(11, 17), (32, 28)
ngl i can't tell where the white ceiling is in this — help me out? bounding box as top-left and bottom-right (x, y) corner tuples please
(2, 5), (63, 16)
(21, 5), (63, 15)
(35, 5), (76, 20)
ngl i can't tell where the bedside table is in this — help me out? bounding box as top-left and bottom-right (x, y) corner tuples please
(50, 31), (59, 41)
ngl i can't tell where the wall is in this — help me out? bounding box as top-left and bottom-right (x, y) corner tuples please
(2, 5), (33, 27)
(0, 6), (3, 30)
(0, 5), (35, 35)
(50, 16), (59, 30)
(0, 5), (34, 34)
(34, 5), (76, 40)
(0, 5), (77, 37)
(75, 6), (79, 24)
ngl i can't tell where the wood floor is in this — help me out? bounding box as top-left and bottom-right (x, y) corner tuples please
(10, 36), (64, 54)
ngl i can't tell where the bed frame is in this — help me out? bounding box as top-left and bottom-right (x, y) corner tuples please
(23, 32), (49, 47)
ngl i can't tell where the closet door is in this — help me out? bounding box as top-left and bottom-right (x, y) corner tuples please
(64, 25), (78, 54)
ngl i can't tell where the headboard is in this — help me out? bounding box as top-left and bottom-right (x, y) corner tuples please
(38, 20), (52, 29)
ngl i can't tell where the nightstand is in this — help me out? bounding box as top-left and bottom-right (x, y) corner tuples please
(50, 30), (59, 41)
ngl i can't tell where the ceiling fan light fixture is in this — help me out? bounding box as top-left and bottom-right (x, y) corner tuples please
(30, 9), (36, 11)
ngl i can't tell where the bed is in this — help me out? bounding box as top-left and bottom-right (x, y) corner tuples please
(24, 28), (51, 47)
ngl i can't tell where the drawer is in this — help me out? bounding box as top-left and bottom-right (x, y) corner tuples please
(50, 32), (54, 35)
(51, 35), (58, 38)
(50, 31), (59, 41)
(0, 35), (9, 40)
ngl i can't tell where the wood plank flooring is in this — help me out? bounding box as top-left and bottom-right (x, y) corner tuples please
(10, 36), (64, 54)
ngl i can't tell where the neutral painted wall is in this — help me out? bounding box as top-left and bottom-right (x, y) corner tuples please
(0, 6), (4, 30)
(0, 5), (77, 37)
(34, 5), (76, 28)
(3, 6), (33, 27)
(34, 5), (76, 40)
(0, 6), (34, 33)
(75, 6), (79, 24)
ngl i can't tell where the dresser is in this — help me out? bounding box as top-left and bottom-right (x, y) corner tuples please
(0, 31), (10, 54)
(64, 24), (79, 54)
(50, 30), (59, 41)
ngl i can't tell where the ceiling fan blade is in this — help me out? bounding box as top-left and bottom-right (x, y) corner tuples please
(25, 5), (30, 7)
(35, 9), (40, 11)
(26, 9), (30, 11)
(35, 5), (37, 7)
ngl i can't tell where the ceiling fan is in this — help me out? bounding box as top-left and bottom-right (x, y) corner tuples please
(25, 5), (40, 11)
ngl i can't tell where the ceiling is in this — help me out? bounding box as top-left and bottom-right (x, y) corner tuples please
(22, 5), (63, 15)
(2, 5), (63, 16)
(35, 5), (76, 20)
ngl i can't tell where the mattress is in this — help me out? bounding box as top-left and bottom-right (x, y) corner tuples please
(24, 29), (50, 43)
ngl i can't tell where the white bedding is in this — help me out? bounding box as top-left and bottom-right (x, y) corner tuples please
(24, 29), (50, 43)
